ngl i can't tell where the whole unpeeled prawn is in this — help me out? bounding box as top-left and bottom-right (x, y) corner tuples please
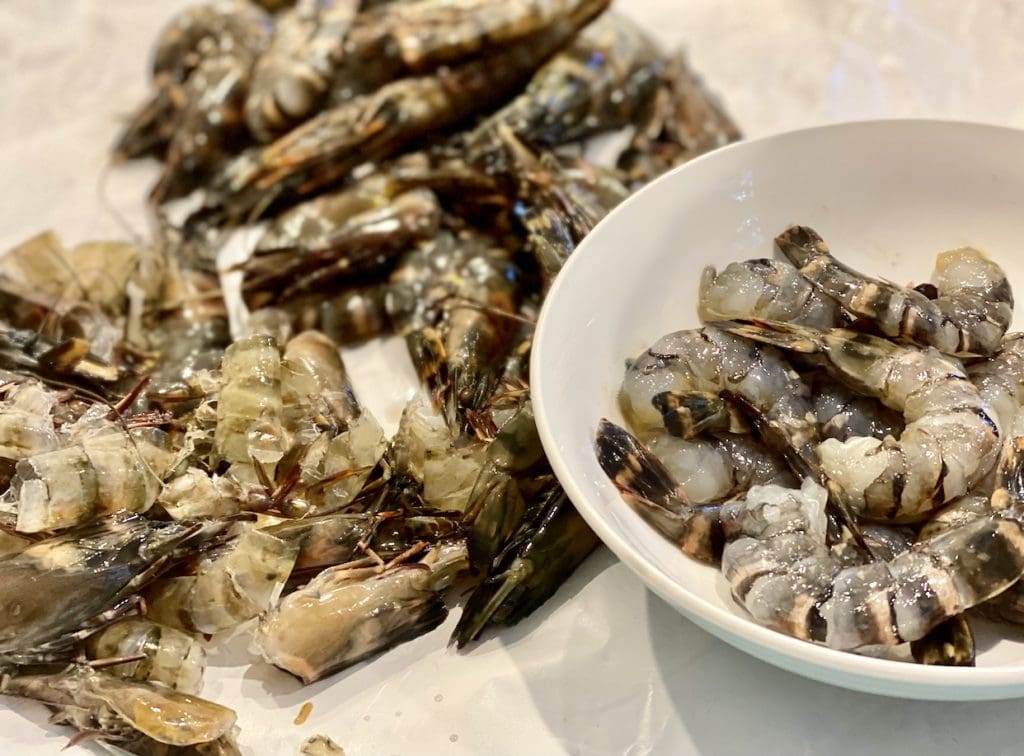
(245, 0), (361, 141)
(464, 12), (663, 151)
(197, 0), (609, 224)
(388, 232), (521, 431)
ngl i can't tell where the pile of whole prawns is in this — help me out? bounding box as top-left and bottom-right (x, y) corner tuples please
(598, 224), (1024, 666)
(0, 0), (740, 753)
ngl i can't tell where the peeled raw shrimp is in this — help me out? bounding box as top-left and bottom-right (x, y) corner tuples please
(596, 419), (1024, 652)
(918, 494), (993, 541)
(723, 321), (1001, 523)
(776, 225), (1013, 357)
(967, 333), (1024, 440)
(619, 326), (820, 474)
(721, 438), (1024, 651)
(654, 381), (903, 445)
(698, 258), (846, 329)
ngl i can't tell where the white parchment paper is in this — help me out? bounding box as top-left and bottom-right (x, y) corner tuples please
(4, 1), (1024, 754)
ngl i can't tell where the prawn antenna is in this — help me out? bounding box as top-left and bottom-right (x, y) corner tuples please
(96, 158), (147, 247)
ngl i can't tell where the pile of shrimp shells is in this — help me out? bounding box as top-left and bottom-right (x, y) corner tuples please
(0, 0), (743, 753)
(600, 223), (1024, 666)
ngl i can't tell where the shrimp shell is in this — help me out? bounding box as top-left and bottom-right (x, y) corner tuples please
(253, 540), (467, 683)
(1, 666), (238, 751)
(0, 513), (223, 663)
(84, 618), (206, 694)
(13, 423), (173, 534)
(212, 334), (284, 476)
(145, 525), (299, 635)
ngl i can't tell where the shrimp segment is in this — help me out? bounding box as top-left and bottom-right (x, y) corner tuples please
(698, 258), (845, 329)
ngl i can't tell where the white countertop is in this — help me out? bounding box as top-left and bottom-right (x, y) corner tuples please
(2, 1), (1024, 754)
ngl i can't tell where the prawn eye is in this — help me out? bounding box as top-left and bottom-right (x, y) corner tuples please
(274, 75), (322, 118)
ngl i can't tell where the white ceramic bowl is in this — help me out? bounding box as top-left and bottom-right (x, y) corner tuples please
(531, 120), (1024, 700)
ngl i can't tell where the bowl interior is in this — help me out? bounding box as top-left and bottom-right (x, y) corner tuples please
(532, 120), (1024, 696)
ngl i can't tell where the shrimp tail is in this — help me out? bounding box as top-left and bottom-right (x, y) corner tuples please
(466, 473), (526, 575)
(595, 419), (723, 563)
(595, 418), (686, 507)
(453, 490), (599, 648)
(653, 390), (748, 439)
(708, 319), (825, 354)
(910, 615), (976, 666)
(774, 224), (831, 267)
(452, 560), (527, 648)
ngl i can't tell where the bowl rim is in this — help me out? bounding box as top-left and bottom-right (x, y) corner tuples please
(530, 118), (1024, 691)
